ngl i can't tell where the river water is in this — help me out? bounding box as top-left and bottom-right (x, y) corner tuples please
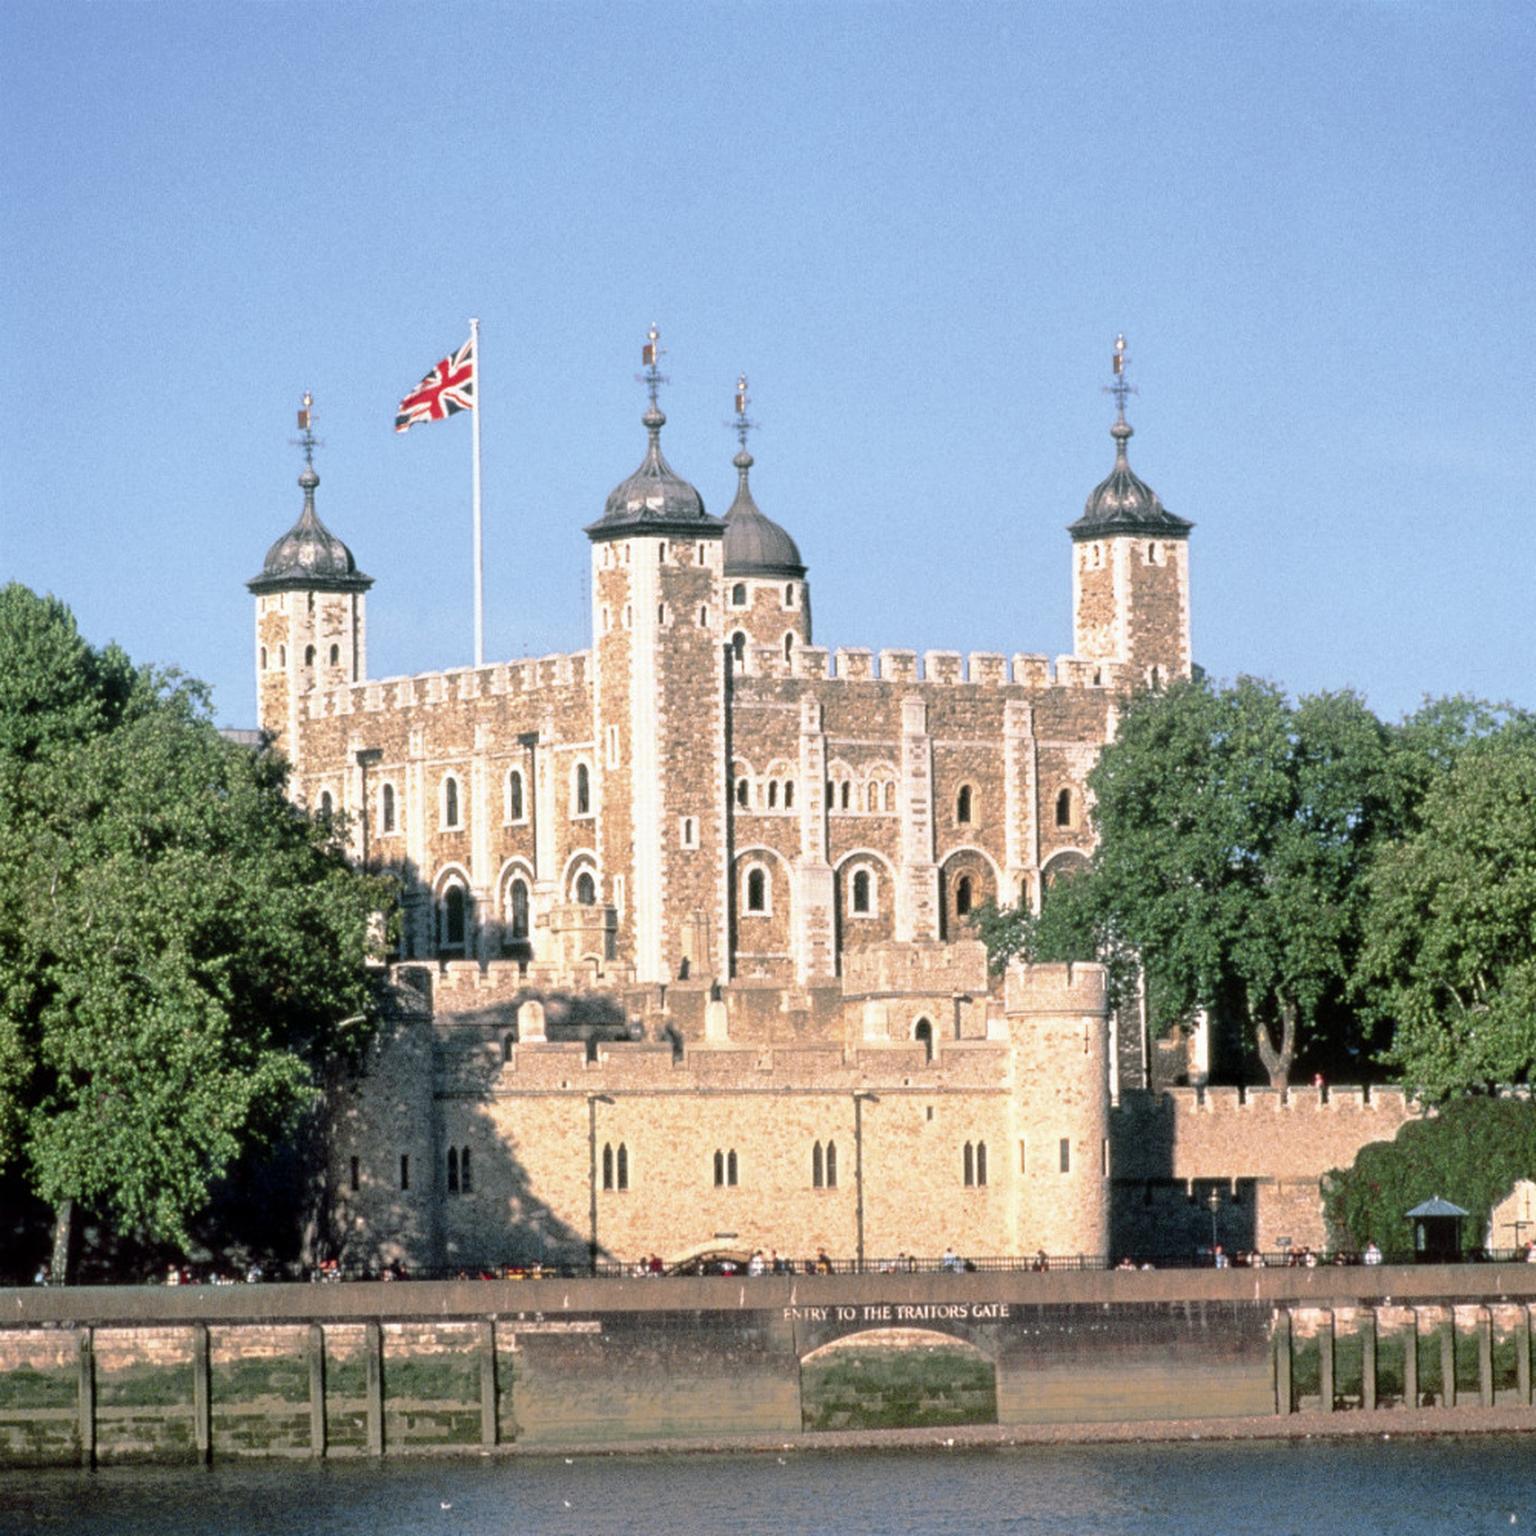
(1, 1437), (1531, 1535)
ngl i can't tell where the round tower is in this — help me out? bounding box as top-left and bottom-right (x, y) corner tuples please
(1068, 337), (1194, 687)
(721, 375), (811, 673)
(1004, 960), (1111, 1259)
(247, 395), (372, 772)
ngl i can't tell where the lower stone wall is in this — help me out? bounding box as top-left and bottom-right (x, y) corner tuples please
(2, 1268), (1532, 1465)
(1109, 1085), (1422, 1256)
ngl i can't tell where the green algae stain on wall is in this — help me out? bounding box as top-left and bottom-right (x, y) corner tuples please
(800, 1329), (997, 1432)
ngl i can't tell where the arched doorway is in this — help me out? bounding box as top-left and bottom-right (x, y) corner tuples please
(799, 1329), (997, 1431)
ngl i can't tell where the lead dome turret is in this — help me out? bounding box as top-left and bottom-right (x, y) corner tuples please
(248, 462), (372, 594)
(723, 446), (806, 580)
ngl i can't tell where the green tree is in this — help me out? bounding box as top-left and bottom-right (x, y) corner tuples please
(0, 584), (389, 1278)
(1356, 721), (1536, 1100)
(977, 677), (1400, 1088)
(1323, 1097), (1536, 1255)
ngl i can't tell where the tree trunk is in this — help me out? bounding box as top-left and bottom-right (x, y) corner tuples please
(49, 1199), (75, 1285)
(1254, 999), (1298, 1091)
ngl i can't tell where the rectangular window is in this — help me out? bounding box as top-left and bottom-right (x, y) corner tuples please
(349, 1156), (360, 1192)
(1059, 1137), (1071, 1174)
(400, 1154), (410, 1191)
(606, 724), (620, 767)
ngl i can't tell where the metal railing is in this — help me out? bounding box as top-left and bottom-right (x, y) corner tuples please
(17, 1246), (1536, 1288)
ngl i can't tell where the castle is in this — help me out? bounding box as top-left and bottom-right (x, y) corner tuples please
(249, 335), (1404, 1272)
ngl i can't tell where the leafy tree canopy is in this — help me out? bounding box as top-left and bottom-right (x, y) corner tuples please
(975, 676), (1403, 1086)
(1356, 718), (1536, 1100)
(1323, 1097), (1536, 1255)
(0, 584), (390, 1268)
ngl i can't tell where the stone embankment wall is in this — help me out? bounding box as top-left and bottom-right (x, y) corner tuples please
(2, 1266), (1533, 1466)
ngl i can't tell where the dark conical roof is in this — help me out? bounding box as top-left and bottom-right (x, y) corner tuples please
(586, 405), (723, 541)
(1069, 417), (1193, 542)
(722, 448), (805, 578)
(248, 464), (372, 594)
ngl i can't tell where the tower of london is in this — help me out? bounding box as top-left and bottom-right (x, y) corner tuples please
(247, 336), (1216, 1274)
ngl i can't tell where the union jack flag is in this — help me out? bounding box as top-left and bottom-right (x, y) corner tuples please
(394, 336), (475, 433)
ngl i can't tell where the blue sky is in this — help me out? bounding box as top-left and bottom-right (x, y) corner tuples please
(2, 2), (1531, 726)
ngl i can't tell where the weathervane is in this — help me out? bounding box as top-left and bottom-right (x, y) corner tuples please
(291, 390), (323, 467)
(637, 323), (669, 412)
(1104, 334), (1137, 422)
(730, 372), (757, 454)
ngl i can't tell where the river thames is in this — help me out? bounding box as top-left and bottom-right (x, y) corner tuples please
(1, 1436), (1531, 1535)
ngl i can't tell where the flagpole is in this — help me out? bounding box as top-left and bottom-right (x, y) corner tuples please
(470, 316), (484, 668)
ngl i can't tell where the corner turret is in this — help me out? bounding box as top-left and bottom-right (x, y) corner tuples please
(247, 394), (372, 769)
(1069, 337), (1193, 686)
(721, 374), (812, 672)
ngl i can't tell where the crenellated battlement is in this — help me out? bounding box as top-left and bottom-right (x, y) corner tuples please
(738, 644), (1132, 691)
(437, 1031), (1013, 1096)
(1115, 1084), (1417, 1118)
(307, 650), (593, 720)
(1003, 960), (1109, 1018)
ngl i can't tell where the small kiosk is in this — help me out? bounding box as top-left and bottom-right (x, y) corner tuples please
(1406, 1196), (1469, 1264)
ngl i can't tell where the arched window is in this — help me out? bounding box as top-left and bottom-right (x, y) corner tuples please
(784, 780), (795, 809)
(727, 1149), (738, 1186)
(304, 644), (316, 667)
(509, 878), (530, 939)
(575, 871), (596, 906)
(767, 780), (778, 809)
(883, 781), (895, 812)
(867, 783), (879, 813)
(731, 631), (746, 665)
(840, 781), (851, 811)
(260, 646), (268, 669)
(329, 643), (340, 666)
(714, 1149), (725, 1187)
(502, 1033), (514, 1062)
(976, 1141), (988, 1186)
(851, 868), (872, 915)
(783, 631), (794, 663)
(955, 875), (973, 916)
(602, 1143), (614, 1191)
(616, 1143), (628, 1190)
(825, 1140), (838, 1188)
(964, 1141), (975, 1187)
(657, 603), (666, 625)
(574, 762), (591, 817)
(1055, 788), (1073, 828)
(459, 1146), (473, 1194)
(381, 782), (396, 833)
(447, 1147), (460, 1194)
(1149, 665), (1162, 690)
(914, 1018), (934, 1063)
(731, 582), (747, 607)
(279, 644), (287, 667)
(698, 605), (708, 627)
(956, 785), (973, 824)
(736, 778), (749, 808)
(443, 775), (460, 828)
(442, 885), (467, 949)
(507, 769), (524, 822)
(784, 583), (795, 607)
(812, 1141), (825, 1188)
(318, 790), (334, 818)
(745, 866), (767, 914)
